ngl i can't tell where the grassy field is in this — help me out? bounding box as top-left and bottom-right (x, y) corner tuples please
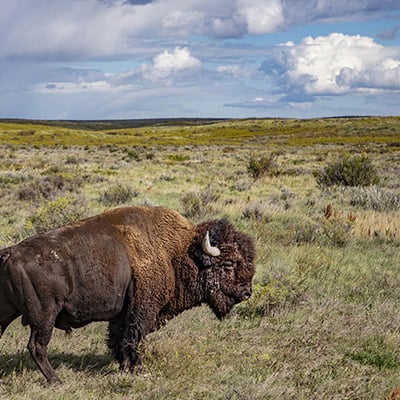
(0, 117), (399, 399)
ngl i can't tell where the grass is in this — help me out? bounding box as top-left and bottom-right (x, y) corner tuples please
(1, 116), (400, 147)
(0, 117), (399, 399)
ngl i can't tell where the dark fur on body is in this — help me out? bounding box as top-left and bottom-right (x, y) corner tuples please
(0, 206), (255, 383)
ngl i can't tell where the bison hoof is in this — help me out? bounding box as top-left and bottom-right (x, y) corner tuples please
(120, 356), (142, 373)
(47, 376), (62, 385)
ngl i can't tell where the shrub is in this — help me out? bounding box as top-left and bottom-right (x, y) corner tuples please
(65, 155), (79, 164)
(314, 154), (380, 187)
(17, 173), (84, 202)
(125, 148), (141, 162)
(145, 152), (155, 160)
(247, 152), (279, 179)
(167, 154), (190, 162)
(21, 196), (88, 237)
(349, 186), (400, 212)
(231, 177), (253, 192)
(180, 186), (220, 220)
(317, 204), (355, 247)
(293, 219), (319, 244)
(242, 202), (270, 221)
(0, 172), (26, 186)
(99, 183), (139, 206)
(19, 130), (36, 136)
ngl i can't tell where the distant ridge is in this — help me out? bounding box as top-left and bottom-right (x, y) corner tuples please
(1, 116), (395, 132)
(0, 118), (229, 131)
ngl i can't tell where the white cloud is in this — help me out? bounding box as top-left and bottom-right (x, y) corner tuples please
(161, 10), (206, 36)
(337, 58), (400, 91)
(236, 0), (284, 34)
(37, 47), (202, 92)
(208, 0), (285, 38)
(217, 65), (249, 78)
(141, 47), (202, 83)
(263, 33), (400, 95)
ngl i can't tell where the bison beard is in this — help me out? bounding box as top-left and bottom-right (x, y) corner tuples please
(0, 206), (255, 383)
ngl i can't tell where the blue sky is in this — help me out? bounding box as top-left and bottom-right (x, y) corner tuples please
(0, 0), (399, 119)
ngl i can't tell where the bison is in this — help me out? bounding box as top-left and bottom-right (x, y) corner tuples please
(0, 205), (255, 383)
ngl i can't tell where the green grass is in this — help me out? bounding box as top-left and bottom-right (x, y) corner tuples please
(1, 116), (400, 147)
(0, 117), (400, 399)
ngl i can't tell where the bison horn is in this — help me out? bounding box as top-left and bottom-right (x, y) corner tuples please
(202, 231), (221, 257)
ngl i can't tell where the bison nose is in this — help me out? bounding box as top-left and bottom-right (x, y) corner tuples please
(242, 290), (251, 300)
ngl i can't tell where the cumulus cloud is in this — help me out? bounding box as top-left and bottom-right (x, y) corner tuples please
(236, 0), (284, 34)
(208, 0), (284, 38)
(261, 33), (400, 96)
(38, 47), (202, 94)
(141, 47), (202, 83)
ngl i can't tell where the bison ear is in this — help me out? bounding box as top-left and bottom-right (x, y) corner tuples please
(190, 230), (221, 269)
(202, 231), (221, 257)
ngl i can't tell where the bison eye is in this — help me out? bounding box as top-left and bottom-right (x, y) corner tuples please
(223, 261), (236, 271)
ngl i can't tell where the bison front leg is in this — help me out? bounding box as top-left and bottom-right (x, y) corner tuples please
(108, 311), (144, 371)
(28, 325), (61, 384)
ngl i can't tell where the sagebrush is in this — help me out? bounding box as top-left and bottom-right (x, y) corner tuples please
(314, 154), (380, 187)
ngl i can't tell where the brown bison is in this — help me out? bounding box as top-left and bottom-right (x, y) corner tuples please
(0, 205), (255, 383)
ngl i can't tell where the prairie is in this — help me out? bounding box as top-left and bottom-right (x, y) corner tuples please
(0, 117), (399, 399)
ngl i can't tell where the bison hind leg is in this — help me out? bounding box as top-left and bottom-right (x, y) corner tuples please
(28, 325), (61, 384)
(108, 311), (144, 371)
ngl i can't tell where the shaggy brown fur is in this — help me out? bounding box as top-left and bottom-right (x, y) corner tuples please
(0, 206), (255, 383)
(388, 386), (400, 400)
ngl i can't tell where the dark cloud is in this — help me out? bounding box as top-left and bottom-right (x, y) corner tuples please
(376, 25), (400, 40)
(98, 0), (154, 5)
(123, 0), (154, 4)
(259, 56), (288, 78)
(282, 0), (400, 27)
(362, 0), (400, 12)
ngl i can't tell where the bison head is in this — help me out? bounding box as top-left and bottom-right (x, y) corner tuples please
(190, 219), (256, 319)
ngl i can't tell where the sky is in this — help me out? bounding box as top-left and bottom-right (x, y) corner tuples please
(1, 0), (400, 120)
